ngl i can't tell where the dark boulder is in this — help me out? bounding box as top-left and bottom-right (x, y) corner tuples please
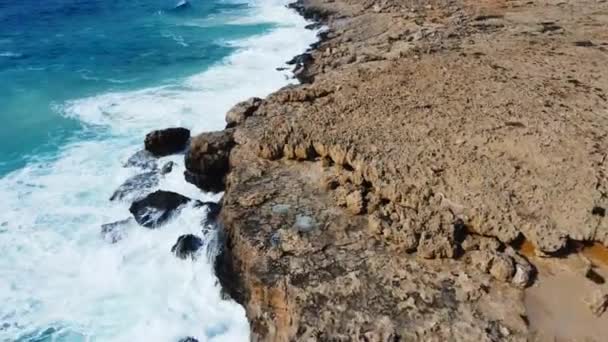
(160, 161), (175, 175)
(145, 127), (190, 157)
(202, 201), (221, 222)
(171, 234), (204, 259)
(286, 52), (313, 66)
(109, 172), (159, 201)
(101, 218), (135, 243)
(287, 0), (332, 22)
(124, 149), (158, 170)
(184, 130), (234, 192)
(129, 190), (192, 228)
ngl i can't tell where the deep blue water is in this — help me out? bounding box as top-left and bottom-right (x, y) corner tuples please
(0, 0), (272, 174)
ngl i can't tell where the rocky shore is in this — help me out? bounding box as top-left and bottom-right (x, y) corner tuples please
(109, 0), (608, 340)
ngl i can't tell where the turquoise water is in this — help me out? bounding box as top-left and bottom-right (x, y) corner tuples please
(0, 0), (273, 174)
(0, 0), (317, 341)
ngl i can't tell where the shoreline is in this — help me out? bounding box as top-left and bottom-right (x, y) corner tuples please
(181, 0), (608, 340)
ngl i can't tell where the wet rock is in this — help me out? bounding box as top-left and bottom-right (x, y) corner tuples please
(178, 338), (198, 342)
(145, 127), (190, 157)
(129, 190), (192, 228)
(585, 290), (608, 317)
(225, 97), (262, 128)
(201, 201), (221, 223)
(286, 52), (313, 66)
(124, 149), (158, 170)
(109, 172), (159, 201)
(171, 234), (204, 259)
(101, 218), (135, 243)
(160, 161), (174, 175)
(184, 130), (234, 192)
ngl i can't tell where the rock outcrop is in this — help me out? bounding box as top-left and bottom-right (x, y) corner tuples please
(145, 127), (190, 157)
(184, 130), (234, 192)
(225, 97), (262, 128)
(193, 0), (608, 340)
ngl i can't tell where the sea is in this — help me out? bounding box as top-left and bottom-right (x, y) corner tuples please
(0, 0), (317, 340)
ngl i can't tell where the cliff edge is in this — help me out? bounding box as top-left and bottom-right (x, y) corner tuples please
(188, 0), (608, 340)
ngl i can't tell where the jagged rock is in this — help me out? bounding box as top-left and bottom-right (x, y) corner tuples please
(124, 149), (158, 170)
(144, 127), (190, 157)
(184, 130), (234, 192)
(225, 97), (262, 128)
(171, 234), (204, 259)
(469, 250), (493, 272)
(100, 218), (135, 243)
(178, 338), (198, 342)
(160, 161), (174, 175)
(129, 190), (192, 228)
(286, 52), (313, 66)
(109, 172), (159, 201)
(345, 190), (364, 214)
(489, 254), (516, 282)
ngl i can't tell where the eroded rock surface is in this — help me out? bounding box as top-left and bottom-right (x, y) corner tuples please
(208, 0), (608, 340)
(184, 130), (234, 192)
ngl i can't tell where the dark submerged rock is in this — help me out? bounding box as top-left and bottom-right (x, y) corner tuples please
(184, 130), (234, 192)
(202, 201), (221, 222)
(124, 149), (158, 170)
(109, 172), (159, 201)
(129, 190), (192, 228)
(171, 234), (204, 259)
(178, 338), (198, 342)
(160, 161), (175, 175)
(101, 218), (135, 243)
(145, 127), (191, 157)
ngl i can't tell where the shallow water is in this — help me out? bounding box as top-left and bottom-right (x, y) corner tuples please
(0, 0), (317, 340)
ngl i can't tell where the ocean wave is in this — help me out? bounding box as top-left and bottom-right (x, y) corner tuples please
(60, 2), (317, 135)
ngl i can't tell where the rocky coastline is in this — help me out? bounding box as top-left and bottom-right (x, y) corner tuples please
(107, 0), (608, 340)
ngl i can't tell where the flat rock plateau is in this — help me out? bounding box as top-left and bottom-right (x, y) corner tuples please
(185, 0), (608, 340)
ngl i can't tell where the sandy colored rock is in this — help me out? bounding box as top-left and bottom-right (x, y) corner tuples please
(209, 0), (608, 339)
(225, 97), (262, 128)
(586, 290), (608, 317)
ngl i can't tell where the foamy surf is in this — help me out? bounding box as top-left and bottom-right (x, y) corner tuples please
(0, 0), (318, 340)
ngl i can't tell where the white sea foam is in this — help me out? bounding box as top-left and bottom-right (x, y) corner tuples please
(0, 0), (318, 340)
(60, 1), (317, 135)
